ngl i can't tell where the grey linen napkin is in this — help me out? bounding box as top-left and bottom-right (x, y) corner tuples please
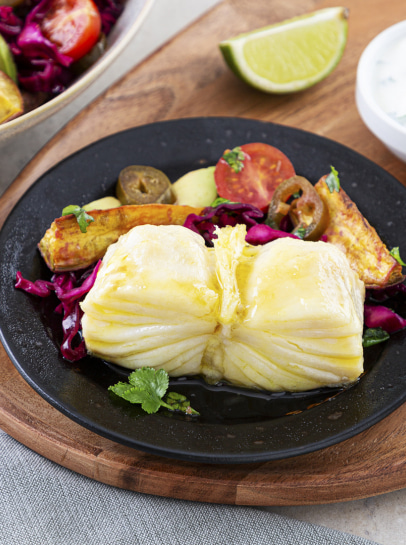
(0, 429), (380, 545)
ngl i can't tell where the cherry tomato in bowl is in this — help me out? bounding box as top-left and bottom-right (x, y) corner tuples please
(41, 0), (102, 61)
(214, 142), (296, 211)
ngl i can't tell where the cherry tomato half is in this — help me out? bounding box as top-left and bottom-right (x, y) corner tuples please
(41, 0), (102, 62)
(214, 143), (296, 211)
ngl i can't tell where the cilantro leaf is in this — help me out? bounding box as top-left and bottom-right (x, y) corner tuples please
(109, 381), (161, 413)
(325, 165), (340, 193)
(108, 367), (199, 416)
(128, 367), (169, 399)
(137, 389), (163, 414)
(222, 146), (245, 173)
(362, 327), (390, 348)
(62, 205), (94, 233)
(164, 391), (200, 415)
(294, 226), (307, 240)
(210, 197), (234, 207)
(390, 247), (406, 266)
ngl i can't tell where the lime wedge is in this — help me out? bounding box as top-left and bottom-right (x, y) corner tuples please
(219, 7), (348, 93)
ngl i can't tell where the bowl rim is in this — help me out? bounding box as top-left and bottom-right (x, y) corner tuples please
(0, 0), (154, 137)
(356, 19), (406, 137)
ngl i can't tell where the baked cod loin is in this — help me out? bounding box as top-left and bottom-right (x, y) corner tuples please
(81, 224), (365, 392)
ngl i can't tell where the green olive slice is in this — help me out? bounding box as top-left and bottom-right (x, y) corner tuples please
(116, 165), (175, 205)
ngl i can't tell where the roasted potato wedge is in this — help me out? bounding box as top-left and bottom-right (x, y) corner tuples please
(0, 70), (23, 124)
(315, 176), (404, 289)
(39, 204), (204, 272)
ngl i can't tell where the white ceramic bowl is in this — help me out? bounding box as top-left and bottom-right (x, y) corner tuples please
(0, 0), (153, 142)
(356, 20), (406, 163)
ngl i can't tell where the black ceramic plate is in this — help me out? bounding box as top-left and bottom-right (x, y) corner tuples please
(0, 117), (405, 464)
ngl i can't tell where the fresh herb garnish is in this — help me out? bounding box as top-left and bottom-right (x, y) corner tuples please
(222, 146), (245, 173)
(109, 367), (199, 415)
(362, 327), (390, 348)
(62, 205), (94, 233)
(390, 247), (406, 266)
(294, 226), (307, 239)
(210, 197), (234, 207)
(325, 165), (340, 193)
(164, 391), (200, 415)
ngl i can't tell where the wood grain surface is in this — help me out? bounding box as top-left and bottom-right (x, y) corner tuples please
(1, 0), (406, 506)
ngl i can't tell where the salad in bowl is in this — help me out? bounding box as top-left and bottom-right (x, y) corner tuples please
(0, 0), (152, 137)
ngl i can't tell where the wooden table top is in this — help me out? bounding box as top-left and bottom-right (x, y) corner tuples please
(1, 0), (406, 506)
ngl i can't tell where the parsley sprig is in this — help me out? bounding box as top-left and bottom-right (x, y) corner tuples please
(222, 146), (246, 173)
(62, 205), (94, 233)
(390, 247), (406, 266)
(294, 226), (308, 240)
(210, 197), (234, 207)
(325, 165), (340, 193)
(109, 367), (199, 415)
(362, 327), (390, 348)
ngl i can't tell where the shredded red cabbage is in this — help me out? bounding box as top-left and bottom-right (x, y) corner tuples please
(364, 304), (406, 334)
(15, 261), (100, 361)
(183, 203), (304, 247)
(364, 283), (406, 334)
(0, 6), (22, 56)
(366, 282), (406, 302)
(17, 0), (73, 66)
(18, 58), (72, 93)
(94, 0), (123, 35)
(1, 0), (74, 93)
(15, 271), (54, 296)
(245, 224), (299, 245)
(184, 203), (264, 246)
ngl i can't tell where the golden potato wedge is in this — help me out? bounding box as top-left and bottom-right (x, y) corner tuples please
(39, 203), (204, 272)
(315, 176), (404, 289)
(0, 70), (23, 124)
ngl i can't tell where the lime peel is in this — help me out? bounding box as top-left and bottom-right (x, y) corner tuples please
(220, 7), (349, 94)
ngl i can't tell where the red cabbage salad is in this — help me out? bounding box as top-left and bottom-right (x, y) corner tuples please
(15, 261), (101, 361)
(0, 0), (123, 122)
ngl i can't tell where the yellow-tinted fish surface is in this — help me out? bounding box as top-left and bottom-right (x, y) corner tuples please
(81, 224), (365, 392)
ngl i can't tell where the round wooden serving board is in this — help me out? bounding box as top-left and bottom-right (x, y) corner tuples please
(1, 0), (406, 506)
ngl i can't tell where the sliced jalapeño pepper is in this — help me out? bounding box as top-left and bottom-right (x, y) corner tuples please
(116, 165), (175, 205)
(267, 175), (329, 241)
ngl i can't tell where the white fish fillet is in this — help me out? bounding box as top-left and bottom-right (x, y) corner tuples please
(81, 224), (365, 391)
